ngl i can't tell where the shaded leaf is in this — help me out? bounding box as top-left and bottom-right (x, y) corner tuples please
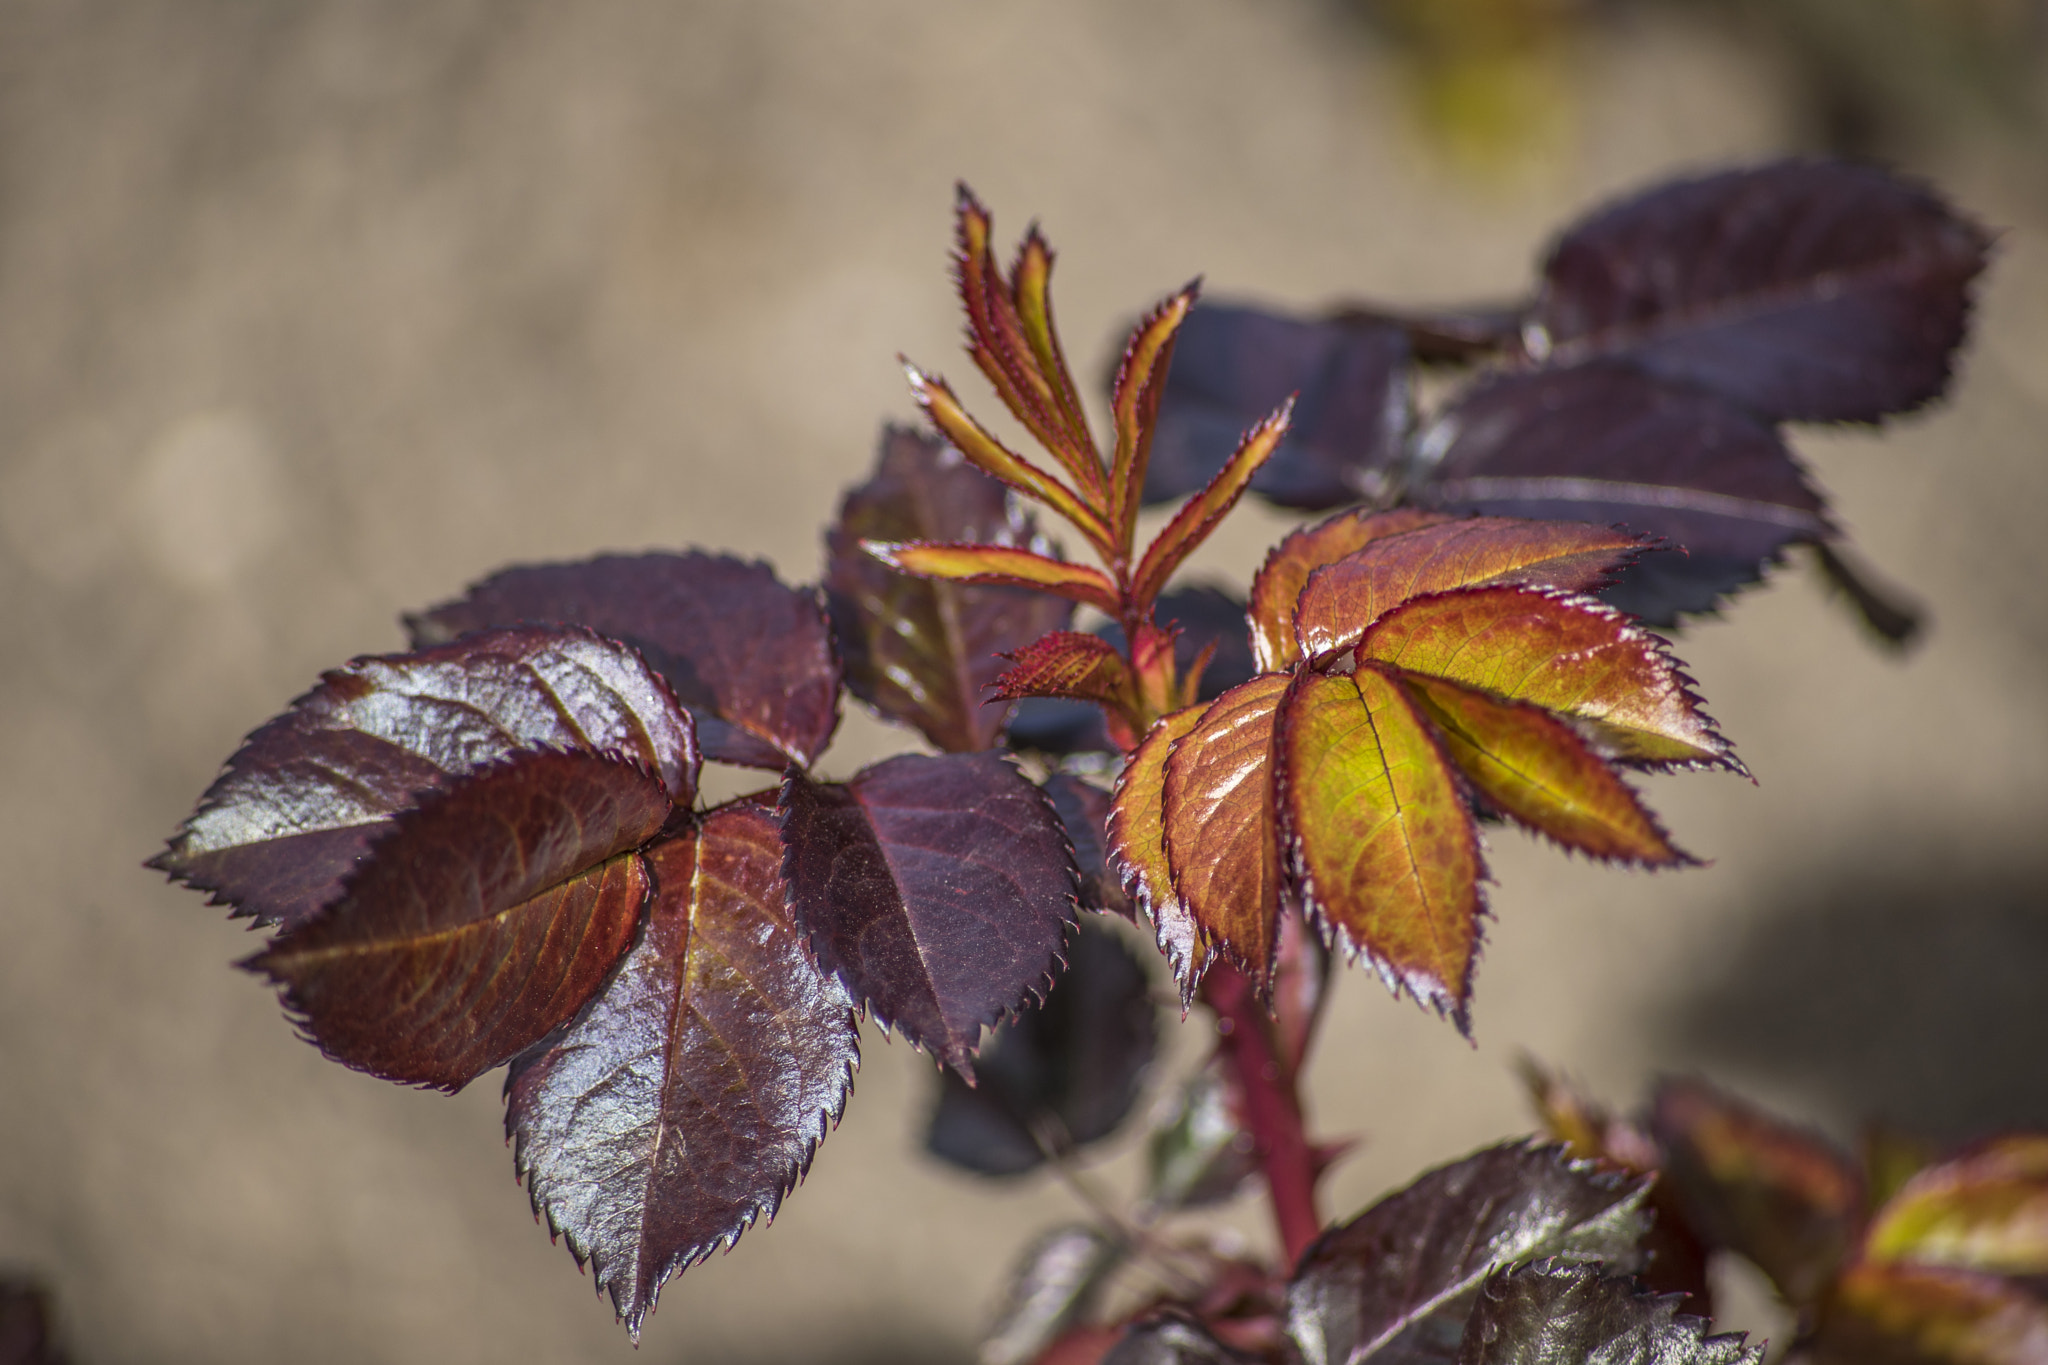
(1155, 586), (1260, 701)
(506, 798), (857, 1339)
(1146, 304), (1412, 510)
(981, 1225), (1127, 1365)
(779, 751), (1079, 1074)
(1455, 1261), (1759, 1365)
(1812, 542), (1926, 648)
(0, 1277), (63, 1365)
(1278, 667), (1483, 1027)
(1269, 904), (1335, 1081)
(993, 632), (1136, 711)
(407, 552), (838, 769)
(1814, 1262), (2048, 1365)
(926, 921), (1158, 1176)
(1110, 706), (1209, 998)
(827, 427), (1073, 753)
(1107, 1311), (1266, 1365)
(1286, 1140), (1651, 1365)
(1360, 587), (1739, 772)
(1042, 773), (1129, 918)
(1649, 1076), (1863, 1308)
(247, 749), (667, 1090)
(1145, 1057), (1258, 1213)
(1006, 699), (1117, 759)
(1412, 363), (1829, 624)
(1866, 1137), (2048, 1277)
(1536, 159), (1992, 423)
(1130, 399), (1293, 612)
(1251, 509), (1454, 673)
(151, 626), (698, 931)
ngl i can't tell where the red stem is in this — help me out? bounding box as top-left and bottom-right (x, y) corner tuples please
(1201, 963), (1322, 1267)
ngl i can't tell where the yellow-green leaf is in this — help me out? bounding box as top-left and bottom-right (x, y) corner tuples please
(1108, 706), (1208, 1001)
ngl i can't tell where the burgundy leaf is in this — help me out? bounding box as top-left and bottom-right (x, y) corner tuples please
(246, 749), (668, 1090)
(778, 751), (1080, 1075)
(408, 552), (838, 769)
(1146, 303), (1412, 510)
(151, 626), (697, 931)
(991, 631), (1136, 711)
(826, 427), (1074, 752)
(1042, 773), (1130, 918)
(507, 798), (858, 1340)
(1414, 363), (1830, 623)
(1536, 160), (1992, 423)
(1455, 1262), (1760, 1365)
(1107, 1310), (1266, 1365)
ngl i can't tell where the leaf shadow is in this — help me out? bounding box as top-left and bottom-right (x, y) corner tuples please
(1651, 835), (2048, 1144)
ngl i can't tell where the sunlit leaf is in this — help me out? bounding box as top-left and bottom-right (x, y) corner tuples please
(1130, 400), (1293, 612)
(906, 365), (1111, 550)
(981, 1225), (1127, 1365)
(1278, 667), (1483, 1027)
(406, 552), (838, 769)
(1866, 1137), (2048, 1277)
(1814, 1262), (2048, 1365)
(779, 751), (1079, 1075)
(506, 798), (857, 1340)
(1536, 160), (1992, 423)
(1250, 508), (1455, 673)
(1109, 706), (1208, 999)
(1110, 286), (1200, 545)
(826, 427), (1073, 753)
(151, 625), (697, 931)
(992, 631), (1137, 712)
(1042, 773), (1129, 918)
(1456, 1261), (1760, 1365)
(866, 540), (1122, 616)
(246, 749), (667, 1090)
(1286, 1141), (1651, 1365)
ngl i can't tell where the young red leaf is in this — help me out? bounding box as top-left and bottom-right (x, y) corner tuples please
(1278, 666), (1485, 1027)
(991, 631), (1137, 712)
(1248, 508), (1454, 673)
(1008, 226), (1103, 491)
(1650, 1076), (1864, 1308)
(506, 798), (858, 1340)
(1285, 1141), (1651, 1365)
(1129, 398), (1293, 613)
(1536, 160), (1992, 423)
(1293, 517), (1643, 663)
(1160, 675), (1292, 990)
(407, 552), (838, 770)
(906, 365), (1111, 551)
(778, 751), (1079, 1075)
(1359, 586), (1739, 772)
(1109, 706), (1208, 999)
(1816, 1262), (2048, 1365)
(865, 540), (1122, 617)
(826, 427), (1073, 753)
(1398, 673), (1691, 866)
(1110, 285), (1199, 545)
(1456, 1262), (1759, 1365)
(151, 625), (697, 931)
(247, 749), (668, 1091)
(1865, 1137), (2048, 1277)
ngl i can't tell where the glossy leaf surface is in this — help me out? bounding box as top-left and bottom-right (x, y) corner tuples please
(826, 427), (1072, 753)
(1110, 706), (1208, 997)
(151, 626), (697, 931)
(1537, 160), (1992, 423)
(1455, 1262), (1759, 1365)
(1251, 508), (1454, 672)
(779, 751), (1078, 1074)
(1287, 1141), (1651, 1365)
(1816, 1263), (2048, 1365)
(248, 749), (668, 1090)
(1866, 1138), (2048, 1277)
(1110, 286), (1198, 543)
(866, 540), (1121, 616)
(407, 552), (838, 769)
(506, 798), (857, 1339)
(992, 631), (1136, 711)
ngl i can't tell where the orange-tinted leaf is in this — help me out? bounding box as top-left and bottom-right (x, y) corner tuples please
(905, 366), (1110, 550)
(991, 631), (1136, 712)
(1010, 226), (1102, 488)
(247, 749), (667, 1091)
(865, 540), (1122, 616)
(1399, 673), (1690, 865)
(1867, 1138), (2048, 1277)
(1249, 508), (1454, 672)
(1292, 516), (1642, 662)
(1129, 399), (1293, 612)
(1277, 666), (1483, 1028)
(1817, 1262), (2048, 1365)
(1110, 286), (1199, 545)
(1360, 586), (1739, 771)
(1651, 1076), (1864, 1307)
(1108, 706), (1208, 1000)
(1160, 675), (1292, 988)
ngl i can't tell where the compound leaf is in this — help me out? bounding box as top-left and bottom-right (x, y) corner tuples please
(247, 749), (668, 1090)
(1814, 1262), (2048, 1365)
(151, 625), (697, 931)
(506, 797), (856, 1339)
(778, 751), (1079, 1075)
(407, 552), (838, 770)
(1865, 1137), (2048, 1277)
(1455, 1262), (1759, 1365)
(1109, 706), (1209, 999)
(1251, 509), (1455, 673)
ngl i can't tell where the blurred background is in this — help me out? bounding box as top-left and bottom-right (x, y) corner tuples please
(2, 1), (2045, 1360)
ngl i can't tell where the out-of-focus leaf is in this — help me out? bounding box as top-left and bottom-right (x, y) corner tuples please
(1360, 587), (1739, 772)
(1161, 675), (1292, 989)
(1865, 1127), (1943, 1215)
(779, 751), (1079, 1075)
(993, 632), (1136, 711)
(1286, 1141), (1651, 1365)
(1650, 1077), (1863, 1308)
(1455, 1261), (1760, 1365)
(1107, 1311), (1266, 1365)
(1269, 906), (1334, 1081)
(1145, 1057), (1257, 1212)
(150, 626), (697, 931)
(1814, 1262), (2048, 1365)
(1250, 509), (1454, 673)
(1130, 400), (1292, 611)
(247, 749), (667, 1090)
(1411, 363), (1829, 624)
(1145, 304), (1412, 510)
(1866, 1137), (2048, 1277)
(1399, 674), (1690, 866)
(1278, 667), (1483, 1028)
(1110, 706), (1208, 998)
(1006, 699), (1117, 756)
(827, 427), (1073, 753)
(980, 1225), (1127, 1365)
(0, 1277), (62, 1365)
(506, 798), (857, 1340)
(1812, 542), (1926, 648)
(1535, 160), (1992, 424)
(405, 552), (837, 770)
(1293, 517), (1641, 662)
(926, 920), (1158, 1176)
(1042, 774), (1128, 918)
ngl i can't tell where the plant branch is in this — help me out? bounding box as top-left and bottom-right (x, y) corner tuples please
(1200, 962), (1323, 1266)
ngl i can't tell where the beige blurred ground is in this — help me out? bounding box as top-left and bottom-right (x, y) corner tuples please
(2, 3), (2046, 1362)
